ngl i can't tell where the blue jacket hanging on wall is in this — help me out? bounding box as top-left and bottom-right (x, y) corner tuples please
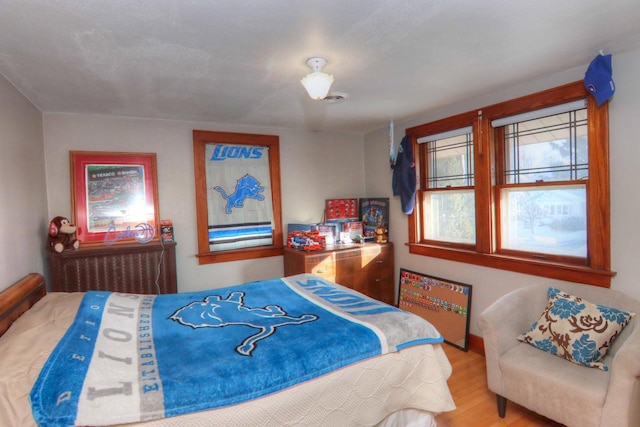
(392, 135), (417, 215)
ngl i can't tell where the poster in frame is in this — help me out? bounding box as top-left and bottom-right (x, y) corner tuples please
(359, 197), (389, 240)
(325, 198), (359, 221)
(70, 151), (160, 246)
(398, 268), (472, 351)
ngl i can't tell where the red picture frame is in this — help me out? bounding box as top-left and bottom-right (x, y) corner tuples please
(70, 151), (160, 246)
(325, 198), (359, 221)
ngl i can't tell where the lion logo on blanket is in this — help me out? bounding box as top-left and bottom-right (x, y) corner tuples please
(169, 291), (318, 356)
(214, 174), (265, 214)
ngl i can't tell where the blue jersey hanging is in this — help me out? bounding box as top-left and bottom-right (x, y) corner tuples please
(391, 136), (417, 215)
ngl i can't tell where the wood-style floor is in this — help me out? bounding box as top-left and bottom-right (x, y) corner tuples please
(435, 344), (564, 427)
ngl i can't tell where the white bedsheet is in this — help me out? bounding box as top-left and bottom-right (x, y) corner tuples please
(0, 292), (455, 426)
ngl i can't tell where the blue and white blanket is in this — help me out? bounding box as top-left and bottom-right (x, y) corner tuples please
(30, 274), (443, 426)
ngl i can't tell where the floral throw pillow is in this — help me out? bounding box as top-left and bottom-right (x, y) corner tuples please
(518, 287), (636, 370)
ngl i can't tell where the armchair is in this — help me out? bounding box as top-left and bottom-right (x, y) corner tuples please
(478, 282), (640, 427)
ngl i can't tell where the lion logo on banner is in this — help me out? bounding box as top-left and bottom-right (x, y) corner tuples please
(214, 174), (265, 214)
(169, 291), (318, 356)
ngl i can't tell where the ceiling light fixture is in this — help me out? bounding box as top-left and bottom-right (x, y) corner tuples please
(300, 57), (334, 100)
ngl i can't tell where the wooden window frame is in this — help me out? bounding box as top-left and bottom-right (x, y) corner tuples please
(415, 110), (483, 251)
(193, 130), (284, 265)
(406, 81), (614, 287)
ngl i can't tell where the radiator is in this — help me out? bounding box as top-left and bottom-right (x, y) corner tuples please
(47, 241), (177, 294)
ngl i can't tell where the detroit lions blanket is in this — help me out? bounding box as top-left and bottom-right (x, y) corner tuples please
(30, 273), (443, 426)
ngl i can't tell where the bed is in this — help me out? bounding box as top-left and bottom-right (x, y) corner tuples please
(0, 272), (455, 427)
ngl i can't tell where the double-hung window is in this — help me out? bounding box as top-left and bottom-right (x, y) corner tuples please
(419, 125), (475, 246)
(494, 100), (588, 261)
(406, 82), (613, 286)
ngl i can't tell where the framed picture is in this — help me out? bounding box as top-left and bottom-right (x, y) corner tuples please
(70, 151), (160, 246)
(325, 198), (359, 221)
(359, 197), (389, 240)
(398, 268), (472, 351)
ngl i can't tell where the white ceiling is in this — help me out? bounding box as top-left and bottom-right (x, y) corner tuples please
(1, 0), (639, 135)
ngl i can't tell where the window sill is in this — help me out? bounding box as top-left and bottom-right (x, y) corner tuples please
(408, 243), (615, 287)
(197, 246), (283, 265)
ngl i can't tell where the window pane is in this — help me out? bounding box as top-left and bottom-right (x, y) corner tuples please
(504, 109), (587, 184)
(427, 133), (474, 188)
(424, 189), (475, 244)
(500, 185), (586, 257)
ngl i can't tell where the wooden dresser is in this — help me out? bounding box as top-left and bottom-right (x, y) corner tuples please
(47, 241), (177, 294)
(283, 242), (395, 305)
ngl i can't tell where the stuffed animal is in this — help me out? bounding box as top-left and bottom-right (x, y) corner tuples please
(375, 226), (389, 244)
(47, 216), (80, 253)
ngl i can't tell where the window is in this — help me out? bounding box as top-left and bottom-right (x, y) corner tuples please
(495, 100), (588, 260)
(193, 130), (283, 264)
(419, 126), (475, 245)
(406, 82), (613, 286)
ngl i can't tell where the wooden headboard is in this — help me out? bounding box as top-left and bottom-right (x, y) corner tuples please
(0, 273), (47, 338)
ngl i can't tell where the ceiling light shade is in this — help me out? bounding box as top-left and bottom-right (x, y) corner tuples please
(301, 57), (334, 100)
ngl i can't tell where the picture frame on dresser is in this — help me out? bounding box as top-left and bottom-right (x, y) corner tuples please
(70, 151), (160, 246)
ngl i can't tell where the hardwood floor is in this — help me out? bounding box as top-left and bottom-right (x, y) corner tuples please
(435, 344), (564, 427)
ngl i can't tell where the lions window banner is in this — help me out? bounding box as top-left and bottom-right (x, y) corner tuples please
(205, 143), (274, 251)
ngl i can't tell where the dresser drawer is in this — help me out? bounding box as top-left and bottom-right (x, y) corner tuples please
(308, 257), (336, 280)
(283, 243), (394, 304)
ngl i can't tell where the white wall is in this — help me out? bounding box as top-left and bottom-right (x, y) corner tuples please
(43, 114), (365, 292)
(364, 48), (640, 336)
(608, 49), (640, 300)
(0, 74), (47, 291)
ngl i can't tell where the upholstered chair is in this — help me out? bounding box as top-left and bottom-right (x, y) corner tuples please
(478, 282), (640, 427)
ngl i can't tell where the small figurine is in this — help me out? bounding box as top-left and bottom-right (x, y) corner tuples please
(375, 226), (389, 244)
